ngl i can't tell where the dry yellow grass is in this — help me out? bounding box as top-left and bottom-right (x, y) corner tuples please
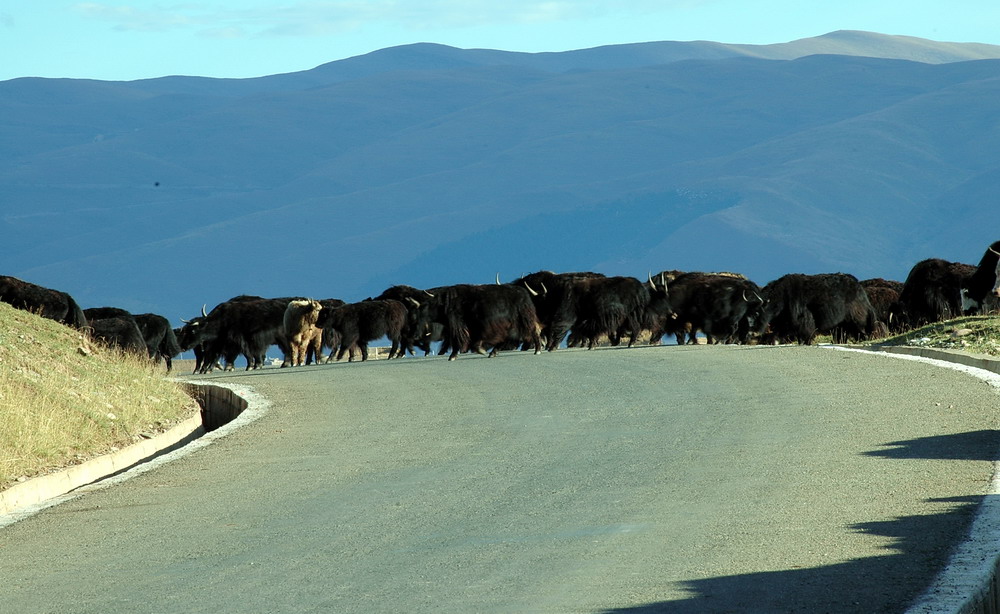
(0, 301), (199, 488)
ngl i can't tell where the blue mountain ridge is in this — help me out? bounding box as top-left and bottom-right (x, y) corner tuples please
(2, 31), (1000, 325)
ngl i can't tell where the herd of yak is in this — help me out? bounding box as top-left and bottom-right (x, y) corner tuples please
(2, 240), (999, 374)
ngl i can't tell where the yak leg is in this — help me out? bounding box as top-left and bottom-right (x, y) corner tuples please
(335, 342), (350, 362)
(531, 330), (542, 355)
(547, 325), (570, 351)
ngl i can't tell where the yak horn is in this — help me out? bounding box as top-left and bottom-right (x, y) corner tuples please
(496, 273), (502, 285)
(540, 281), (548, 295)
(423, 289), (435, 298)
(201, 304), (208, 318)
(406, 297), (421, 308)
(180, 317), (190, 324)
(648, 271), (657, 290)
(523, 282), (539, 296)
(990, 246), (1000, 257)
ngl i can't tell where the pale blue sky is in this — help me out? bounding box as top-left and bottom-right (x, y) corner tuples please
(3, 1), (1000, 82)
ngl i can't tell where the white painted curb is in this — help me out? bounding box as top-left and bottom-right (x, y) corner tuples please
(0, 380), (268, 529)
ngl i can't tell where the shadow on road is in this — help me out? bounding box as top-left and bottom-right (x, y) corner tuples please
(599, 430), (1000, 614)
(865, 429), (1000, 461)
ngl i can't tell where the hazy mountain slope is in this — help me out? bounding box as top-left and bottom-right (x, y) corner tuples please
(295, 30), (1000, 83)
(3, 32), (1000, 324)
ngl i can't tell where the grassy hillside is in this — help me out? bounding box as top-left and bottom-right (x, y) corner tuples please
(0, 302), (199, 489)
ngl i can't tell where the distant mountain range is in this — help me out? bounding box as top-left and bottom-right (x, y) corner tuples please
(3, 30), (1000, 323)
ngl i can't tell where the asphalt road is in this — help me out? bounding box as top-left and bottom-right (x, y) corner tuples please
(3, 344), (1000, 613)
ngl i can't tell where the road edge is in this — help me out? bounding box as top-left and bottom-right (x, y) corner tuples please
(837, 345), (1000, 614)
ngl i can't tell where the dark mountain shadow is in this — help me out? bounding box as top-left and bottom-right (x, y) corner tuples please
(600, 430), (1000, 613)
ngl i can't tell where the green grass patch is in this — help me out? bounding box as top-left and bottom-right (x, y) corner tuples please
(0, 301), (198, 488)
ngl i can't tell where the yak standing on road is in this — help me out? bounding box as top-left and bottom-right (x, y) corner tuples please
(434, 284), (543, 360)
(653, 272), (765, 345)
(568, 275), (670, 350)
(283, 299), (324, 367)
(761, 273), (884, 345)
(317, 299), (408, 362)
(369, 285), (435, 357)
(508, 271), (605, 351)
(178, 296), (293, 372)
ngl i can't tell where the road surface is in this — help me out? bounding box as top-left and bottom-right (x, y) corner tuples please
(3, 344), (1000, 613)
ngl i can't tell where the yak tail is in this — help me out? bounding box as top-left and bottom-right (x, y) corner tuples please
(449, 319), (471, 353)
(161, 326), (183, 359)
(866, 305), (888, 340)
(65, 294), (88, 329)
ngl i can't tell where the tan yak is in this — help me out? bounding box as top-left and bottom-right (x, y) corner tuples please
(283, 298), (324, 367)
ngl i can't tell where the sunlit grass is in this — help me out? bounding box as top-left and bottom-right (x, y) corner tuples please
(869, 315), (1000, 356)
(0, 301), (198, 488)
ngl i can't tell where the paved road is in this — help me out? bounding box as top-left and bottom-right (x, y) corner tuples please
(3, 345), (1000, 613)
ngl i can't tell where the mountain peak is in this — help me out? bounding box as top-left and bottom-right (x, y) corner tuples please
(769, 30), (1000, 63)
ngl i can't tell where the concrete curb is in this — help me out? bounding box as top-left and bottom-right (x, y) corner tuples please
(876, 345), (1000, 377)
(0, 380), (259, 528)
(0, 412), (205, 516)
(851, 345), (1000, 614)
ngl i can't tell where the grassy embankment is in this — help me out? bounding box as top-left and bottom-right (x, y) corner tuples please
(0, 301), (199, 489)
(870, 314), (1000, 355)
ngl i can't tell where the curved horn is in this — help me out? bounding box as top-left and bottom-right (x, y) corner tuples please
(990, 246), (1000, 257)
(660, 272), (667, 288)
(540, 281), (548, 295)
(180, 317), (190, 324)
(743, 290), (750, 302)
(648, 271), (657, 290)
(423, 289), (435, 298)
(406, 297), (421, 308)
(496, 273), (502, 285)
(523, 282), (539, 296)
(201, 304), (208, 318)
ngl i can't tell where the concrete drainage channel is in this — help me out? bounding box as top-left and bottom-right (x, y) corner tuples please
(186, 381), (250, 431)
(0, 381), (267, 528)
